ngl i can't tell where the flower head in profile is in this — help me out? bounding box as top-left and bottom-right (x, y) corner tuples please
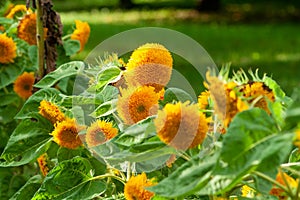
(124, 173), (156, 200)
(240, 81), (275, 113)
(39, 100), (66, 124)
(13, 72), (35, 99)
(5, 5), (31, 18)
(155, 101), (208, 150)
(117, 86), (160, 125)
(86, 120), (118, 147)
(37, 153), (49, 176)
(17, 13), (38, 45)
(71, 20), (90, 52)
(124, 43), (173, 92)
(270, 171), (298, 200)
(51, 118), (84, 149)
(0, 33), (17, 64)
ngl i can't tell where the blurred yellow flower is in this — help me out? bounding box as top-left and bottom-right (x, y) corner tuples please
(5, 5), (31, 18)
(37, 153), (49, 177)
(241, 185), (255, 198)
(86, 120), (118, 147)
(295, 130), (300, 149)
(155, 101), (208, 150)
(17, 13), (38, 45)
(124, 173), (156, 200)
(51, 118), (84, 149)
(198, 90), (210, 110)
(241, 81), (275, 113)
(13, 72), (35, 99)
(117, 86), (160, 125)
(71, 20), (90, 52)
(124, 43), (173, 92)
(39, 100), (66, 124)
(0, 33), (17, 64)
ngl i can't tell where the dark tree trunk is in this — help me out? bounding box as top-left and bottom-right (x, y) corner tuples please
(196, 0), (221, 12)
(119, 0), (134, 9)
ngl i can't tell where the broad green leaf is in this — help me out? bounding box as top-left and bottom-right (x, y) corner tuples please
(0, 114), (53, 167)
(33, 157), (106, 200)
(0, 17), (14, 25)
(9, 175), (42, 200)
(0, 93), (20, 106)
(284, 88), (300, 130)
(34, 61), (85, 88)
(90, 99), (117, 118)
(92, 66), (121, 92)
(161, 87), (194, 106)
(0, 104), (19, 124)
(57, 147), (83, 163)
(28, 45), (38, 71)
(15, 88), (61, 119)
(63, 39), (80, 56)
(149, 155), (217, 198)
(115, 118), (156, 147)
(0, 57), (25, 89)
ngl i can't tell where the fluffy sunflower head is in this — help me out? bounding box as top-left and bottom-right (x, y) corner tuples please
(124, 173), (156, 200)
(86, 120), (118, 147)
(17, 13), (38, 45)
(0, 33), (17, 64)
(39, 100), (66, 124)
(70, 20), (90, 52)
(117, 86), (160, 125)
(5, 5), (31, 19)
(240, 81), (275, 113)
(37, 153), (49, 177)
(124, 43), (173, 92)
(270, 171), (298, 199)
(51, 118), (84, 149)
(154, 101), (208, 150)
(13, 72), (35, 99)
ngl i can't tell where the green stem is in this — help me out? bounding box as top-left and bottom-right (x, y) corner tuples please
(89, 174), (126, 185)
(253, 171), (294, 198)
(35, 0), (45, 80)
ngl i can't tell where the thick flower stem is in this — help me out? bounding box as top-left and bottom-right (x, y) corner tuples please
(35, 0), (45, 80)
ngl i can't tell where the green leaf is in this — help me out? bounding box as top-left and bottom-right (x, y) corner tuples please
(15, 88), (61, 119)
(63, 39), (80, 56)
(9, 175), (42, 200)
(34, 61), (85, 88)
(28, 45), (38, 71)
(0, 93), (19, 106)
(0, 104), (19, 124)
(284, 88), (300, 130)
(161, 87), (194, 106)
(115, 118), (156, 147)
(0, 114), (53, 167)
(0, 17), (14, 25)
(57, 147), (83, 163)
(0, 57), (25, 89)
(148, 155), (216, 198)
(93, 66), (121, 92)
(33, 157), (106, 200)
(90, 99), (117, 118)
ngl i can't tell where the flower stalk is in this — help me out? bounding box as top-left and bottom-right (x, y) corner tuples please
(35, 0), (45, 80)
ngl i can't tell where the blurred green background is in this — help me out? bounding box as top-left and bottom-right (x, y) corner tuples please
(11, 0), (300, 95)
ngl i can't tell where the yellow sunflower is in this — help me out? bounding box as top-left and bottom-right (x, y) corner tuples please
(39, 100), (66, 124)
(270, 171), (298, 200)
(0, 33), (17, 64)
(206, 72), (248, 128)
(5, 5), (31, 19)
(86, 120), (118, 147)
(241, 185), (256, 198)
(17, 13), (38, 45)
(51, 118), (84, 149)
(198, 90), (210, 110)
(124, 43), (173, 92)
(117, 86), (160, 125)
(124, 173), (156, 200)
(240, 81), (275, 113)
(37, 153), (49, 177)
(13, 72), (35, 99)
(70, 20), (90, 52)
(154, 101), (208, 150)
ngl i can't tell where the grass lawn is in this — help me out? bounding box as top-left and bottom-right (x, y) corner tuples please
(60, 9), (300, 95)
